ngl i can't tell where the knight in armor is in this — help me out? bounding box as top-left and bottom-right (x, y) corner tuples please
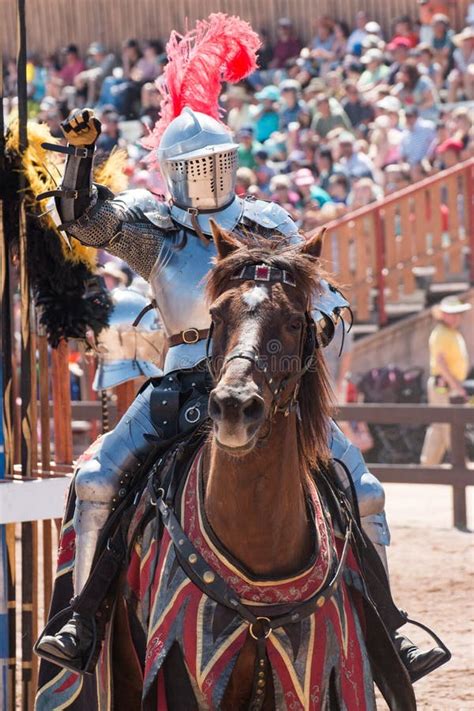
(36, 14), (447, 684)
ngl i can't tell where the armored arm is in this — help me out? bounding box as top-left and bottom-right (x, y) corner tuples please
(44, 109), (168, 280)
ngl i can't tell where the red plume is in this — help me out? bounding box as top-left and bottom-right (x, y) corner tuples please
(143, 13), (261, 153)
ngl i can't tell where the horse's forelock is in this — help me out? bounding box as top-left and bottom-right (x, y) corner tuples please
(206, 237), (321, 304)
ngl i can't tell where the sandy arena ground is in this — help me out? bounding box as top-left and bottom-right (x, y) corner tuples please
(377, 484), (474, 710)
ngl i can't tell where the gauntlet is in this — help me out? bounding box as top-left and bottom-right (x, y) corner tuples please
(61, 108), (102, 147)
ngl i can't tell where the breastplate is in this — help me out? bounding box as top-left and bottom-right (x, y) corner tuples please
(148, 197), (300, 374)
(149, 231), (217, 373)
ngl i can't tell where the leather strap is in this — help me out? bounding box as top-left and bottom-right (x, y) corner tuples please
(36, 187), (92, 201)
(167, 328), (210, 347)
(41, 142), (95, 158)
(132, 300), (157, 327)
(154, 472), (352, 629)
(151, 458), (352, 709)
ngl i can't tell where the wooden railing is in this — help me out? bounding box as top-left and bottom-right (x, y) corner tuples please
(337, 403), (474, 530)
(321, 159), (474, 324)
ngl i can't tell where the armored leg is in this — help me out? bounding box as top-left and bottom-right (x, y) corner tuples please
(329, 421), (390, 570)
(37, 381), (161, 665)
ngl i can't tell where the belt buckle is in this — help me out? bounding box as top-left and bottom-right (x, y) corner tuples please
(182, 328), (200, 344)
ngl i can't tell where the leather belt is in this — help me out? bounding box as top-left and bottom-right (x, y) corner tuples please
(167, 328), (210, 347)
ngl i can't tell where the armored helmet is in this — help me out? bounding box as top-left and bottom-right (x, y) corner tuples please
(157, 108), (238, 211)
(93, 286), (164, 391)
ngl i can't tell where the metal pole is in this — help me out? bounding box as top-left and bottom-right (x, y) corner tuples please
(0, 28), (16, 711)
(17, 1), (36, 706)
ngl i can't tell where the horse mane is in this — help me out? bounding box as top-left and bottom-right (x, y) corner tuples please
(206, 235), (334, 474)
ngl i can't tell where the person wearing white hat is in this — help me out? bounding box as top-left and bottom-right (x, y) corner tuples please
(358, 48), (390, 91)
(448, 26), (474, 102)
(420, 296), (472, 465)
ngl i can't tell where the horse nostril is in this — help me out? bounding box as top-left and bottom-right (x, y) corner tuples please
(208, 392), (223, 421)
(242, 395), (265, 424)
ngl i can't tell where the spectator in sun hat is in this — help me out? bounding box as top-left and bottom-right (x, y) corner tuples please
(451, 106), (473, 151)
(418, 1), (452, 44)
(386, 36), (412, 84)
(391, 15), (419, 49)
(75, 41), (116, 104)
(253, 85), (280, 142)
(376, 95), (402, 127)
(400, 105), (436, 172)
(420, 295), (472, 466)
(435, 137), (464, 169)
(235, 167), (257, 196)
(448, 26), (474, 102)
(416, 43), (444, 88)
(430, 13), (455, 69)
(270, 18), (302, 69)
(337, 130), (374, 179)
(358, 49), (390, 91)
(269, 174), (300, 217)
(278, 79), (308, 129)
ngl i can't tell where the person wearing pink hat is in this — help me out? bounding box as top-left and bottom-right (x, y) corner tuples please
(386, 36), (412, 85)
(436, 137), (464, 168)
(421, 297), (472, 465)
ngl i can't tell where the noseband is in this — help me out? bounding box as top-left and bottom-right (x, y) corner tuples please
(206, 263), (318, 422)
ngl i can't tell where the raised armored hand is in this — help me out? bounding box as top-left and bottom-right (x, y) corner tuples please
(60, 109), (102, 147)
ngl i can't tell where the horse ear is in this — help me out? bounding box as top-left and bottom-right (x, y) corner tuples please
(300, 229), (325, 258)
(210, 219), (240, 260)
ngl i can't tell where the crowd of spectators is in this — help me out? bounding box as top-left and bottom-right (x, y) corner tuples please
(3, 2), (474, 230)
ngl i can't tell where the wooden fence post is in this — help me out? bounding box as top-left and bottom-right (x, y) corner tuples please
(466, 163), (474, 285)
(373, 207), (387, 326)
(451, 416), (468, 530)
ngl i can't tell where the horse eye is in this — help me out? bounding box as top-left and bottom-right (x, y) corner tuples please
(289, 317), (303, 331)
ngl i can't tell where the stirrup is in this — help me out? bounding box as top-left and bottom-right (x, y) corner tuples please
(403, 616), (451, 683)
(34, 606), (99, 675)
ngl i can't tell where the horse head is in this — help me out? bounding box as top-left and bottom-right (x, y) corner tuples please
(206, 221), (332, 469)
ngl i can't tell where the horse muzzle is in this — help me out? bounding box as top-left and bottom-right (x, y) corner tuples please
(208, 384), (265, 452)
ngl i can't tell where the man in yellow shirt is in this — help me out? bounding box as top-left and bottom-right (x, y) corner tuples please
(420, 296), (471, 465)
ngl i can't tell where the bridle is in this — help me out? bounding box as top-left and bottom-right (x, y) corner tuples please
(206, 263), (319, 431)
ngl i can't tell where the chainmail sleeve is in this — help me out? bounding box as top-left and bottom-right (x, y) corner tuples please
(65, 188), (169, 280)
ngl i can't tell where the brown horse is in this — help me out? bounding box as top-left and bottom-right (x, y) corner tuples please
(119, 223), (378, 710)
